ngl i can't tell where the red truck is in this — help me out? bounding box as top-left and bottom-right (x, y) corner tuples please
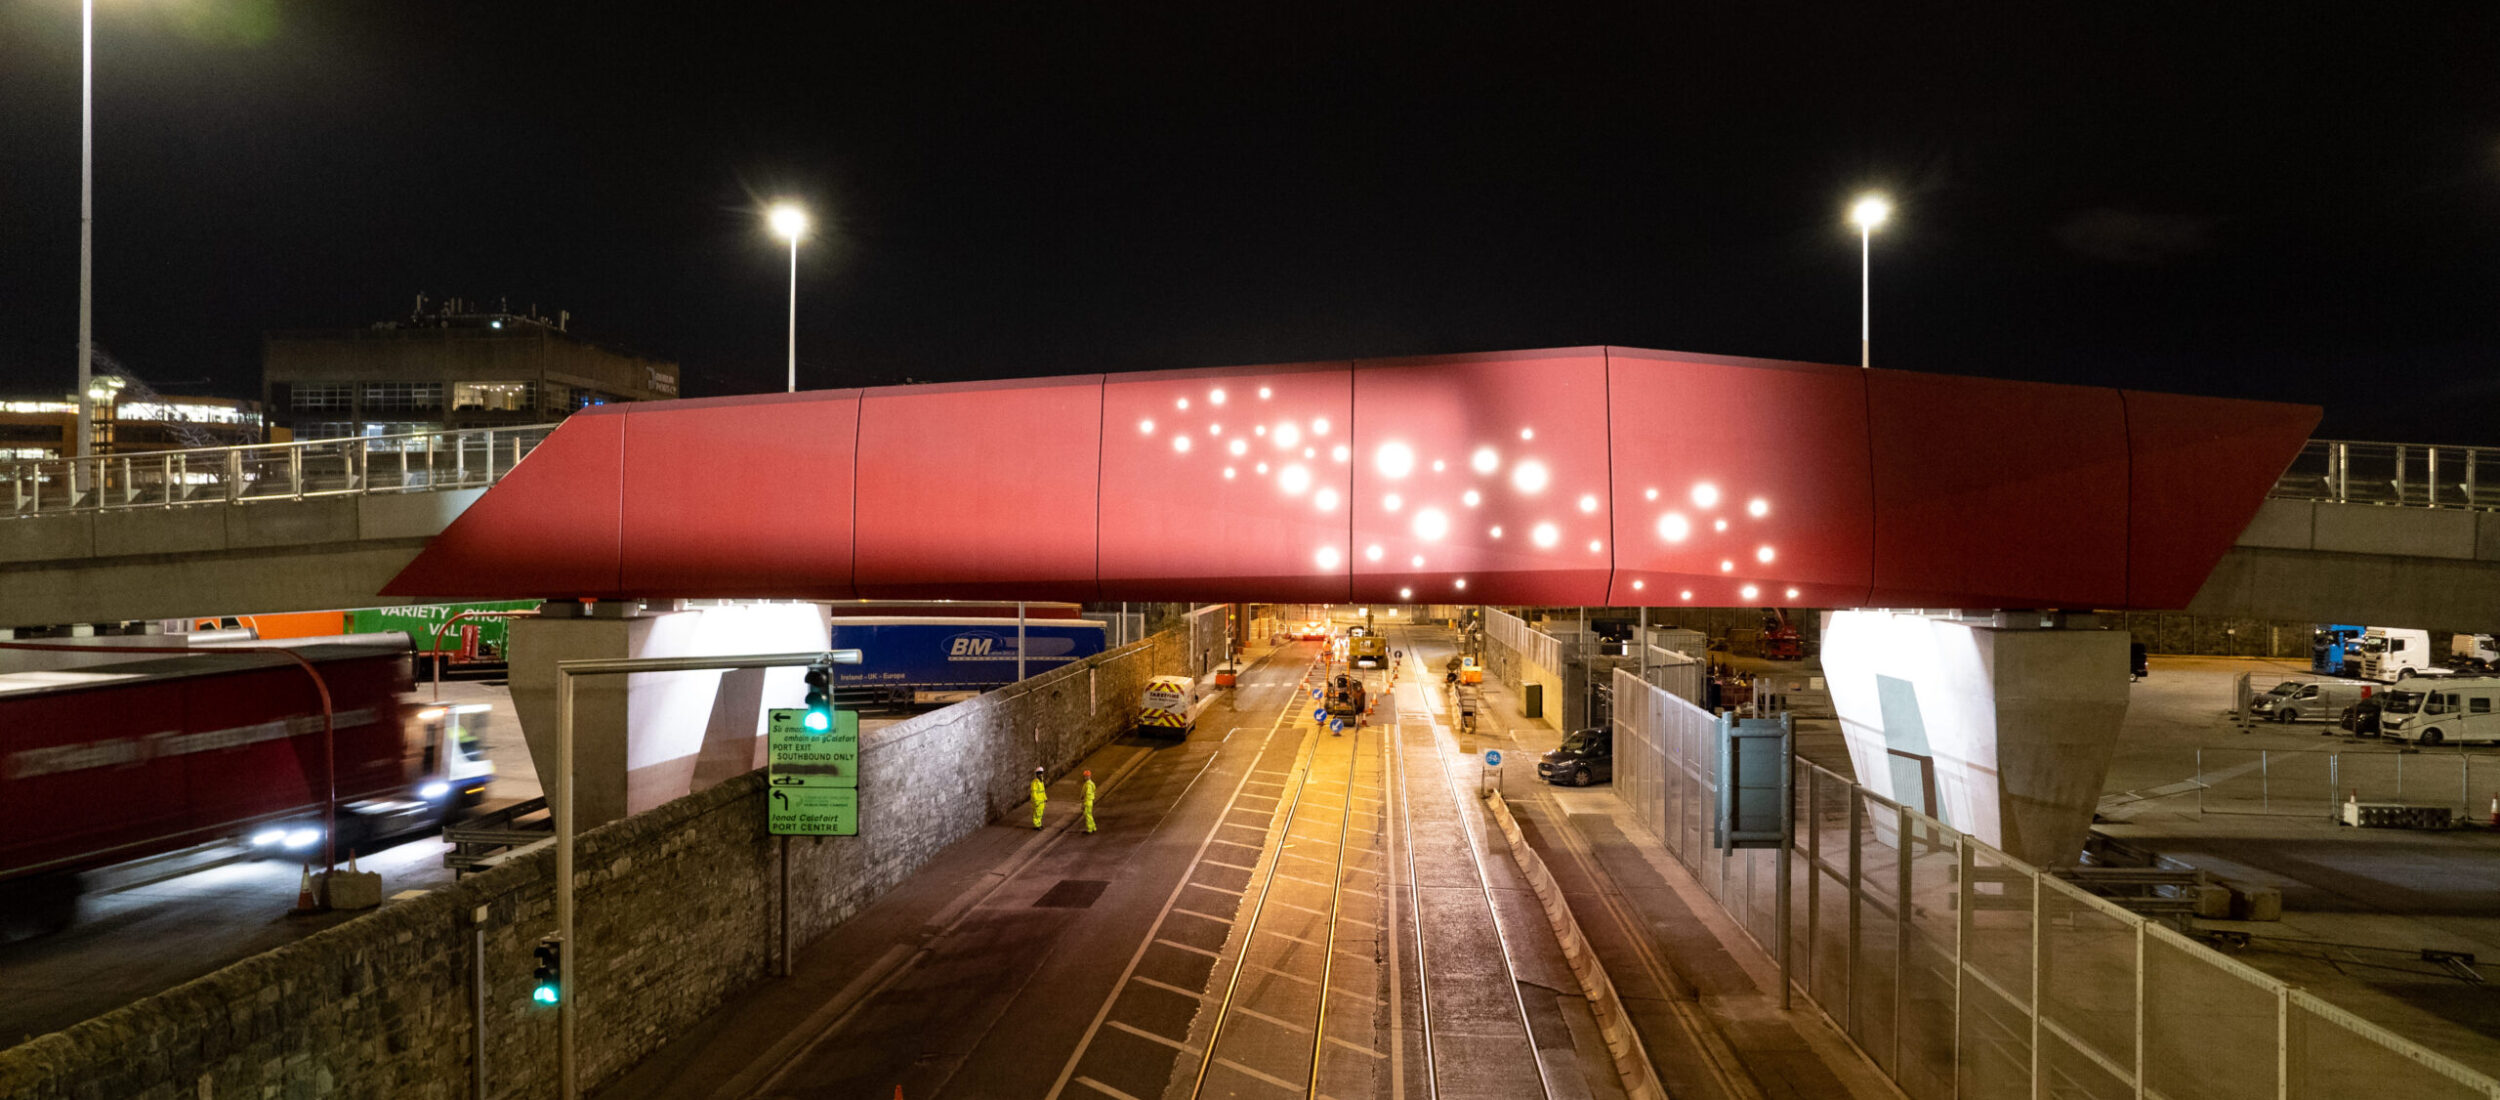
(0, 643), (487, 936)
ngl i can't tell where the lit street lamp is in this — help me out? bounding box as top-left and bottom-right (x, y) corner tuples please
(767, 202), (809, 393)
(1849, 194), (1890, 369)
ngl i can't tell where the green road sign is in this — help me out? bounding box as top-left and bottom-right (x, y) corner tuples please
(768, 785), (856, 836)
(767, 707), (859, 836)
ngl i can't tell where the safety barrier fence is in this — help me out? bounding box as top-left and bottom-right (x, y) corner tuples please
(2194, 746), (2500, 821)
(2273, 438), (2500, 511)
(1610, 668), (2500, 1100)
(3, 423), (558, 516)
(1485, 607), (1562, 675)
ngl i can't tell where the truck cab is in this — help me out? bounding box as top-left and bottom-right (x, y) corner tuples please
(2358, 627), (2440, 681)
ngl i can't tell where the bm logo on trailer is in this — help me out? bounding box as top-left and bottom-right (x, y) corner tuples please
(950, 632), (1005, 658)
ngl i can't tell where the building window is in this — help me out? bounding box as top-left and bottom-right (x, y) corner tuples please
(361, 382), (443, 411)
(297, 421), (360, 440)
(293, 383), (354, 411)
(540, 382), (571, 411)
(452, 381), (534, 412)
(361, 422), (439, 451)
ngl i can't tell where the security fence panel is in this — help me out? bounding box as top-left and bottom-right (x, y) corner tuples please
(2037, 877), (2140, 1095)
(1808, 767), (1855, 1013)
(1958, 844), (2036, 1099)
(2143, 928), (2280, 1100)
(1897, 818), (1959, 1100)
(1849, 793), (1903, 1075)
(2288, 990), (2498, 1100)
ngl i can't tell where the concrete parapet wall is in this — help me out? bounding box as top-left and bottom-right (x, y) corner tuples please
(0, 489), (484, 627)
(0, 629), (1186, 1100)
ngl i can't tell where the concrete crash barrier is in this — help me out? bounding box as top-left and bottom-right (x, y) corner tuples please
(1484, 791), (1668, 1100)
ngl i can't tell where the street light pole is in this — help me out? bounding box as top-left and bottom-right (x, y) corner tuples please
(77, 0), (94, 460)
(1849, 194), (1891, 370)
(767, 202), (809, 393)
(784, 235), (799, 393)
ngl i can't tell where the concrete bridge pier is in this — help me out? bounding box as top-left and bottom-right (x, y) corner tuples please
(506, 600), (831, 828)
(1818, 609), (2131, 867)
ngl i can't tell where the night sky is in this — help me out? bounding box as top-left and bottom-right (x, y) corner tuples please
(2, 3), (2495, 441)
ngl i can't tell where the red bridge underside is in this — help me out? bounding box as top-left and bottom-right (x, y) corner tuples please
(383, 346), (2319, 609)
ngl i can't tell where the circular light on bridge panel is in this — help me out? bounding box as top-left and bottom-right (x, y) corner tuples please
(1382, 493), (1403, 512)
(1411, 554), (1425, 567)
(1172, 435), (1191, 453)
(1511, 460), (1550, 493)
(1278, 464), (1312, 494)
(1680, 590), (1693, 600)
(1229, 438), (1249, 456)
(1757, 546), (1775, 563)
(1333, 445), (1350, 462)
(1462, 489), (1481, 507)
(1223, 467), (1236, 479)
(1720, 560), (1734, 572)
(1786, 587), (1800, 599)
(1714, 518), (1729, 532)
(1490, 526), (1505, 538)
(1578, 494), (1598, 513)
(1691, 482), (1720, 508)
(1315, 546), (1341, 569)
(1471, 446), (1501, 474)
(1521, 427), (1535, 440)
(1589, 540), (1603, 553)
(1259, 387), (1273, 399)
(1275, 422), (1302, 448)
(1312, 418), (1330, 435)
(1532, 522), (1560, 548)
(1741, 584), (1760, 600)
(1412, 508), (1450, 541)
(1645, 487), (1659, 501)
(1177, 398), (1190, 410)
(1658, 513), (1691, 542)
(1748, 498), (1769, 518)
(1366, 544), (1385, 561)
(1400, 587), (1413, 599)
(1315, 488), (1340, 512)
(1256, 462), (1270, 474)
(1375, 442), (1416, 479)
(1455, 579), (1468, 590)
(1210, 388), (1227, 405)
(1632, 579), (1646, 590)
(1139, 419), (1154, 434)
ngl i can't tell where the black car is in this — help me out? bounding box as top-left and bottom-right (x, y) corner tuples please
(2341, 698), (2383, 737)
(1538, 727), (1613, 786)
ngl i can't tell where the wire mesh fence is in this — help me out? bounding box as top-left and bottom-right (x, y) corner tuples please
(1609, 668), (2500, 1100)
(2196, 746), (2500, 820)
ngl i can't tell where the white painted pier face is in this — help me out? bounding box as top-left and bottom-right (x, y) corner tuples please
(1819, 610), (2130, 867)
(507, 601), (832, 827)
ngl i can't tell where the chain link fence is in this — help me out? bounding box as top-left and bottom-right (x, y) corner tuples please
(1610, 668), (2500, 1100)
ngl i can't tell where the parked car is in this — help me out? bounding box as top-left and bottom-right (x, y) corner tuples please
(2340, 698), (2382, 737)
(2251, 680), (2372, 724)
(1538, 727), (1614, 787)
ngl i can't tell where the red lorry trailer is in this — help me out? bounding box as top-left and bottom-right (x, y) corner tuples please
(0, 643), (468, 935)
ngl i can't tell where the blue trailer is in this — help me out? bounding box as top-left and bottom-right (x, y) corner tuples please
(828, 617), (1109, 706)
(2313, 625), (2364, 675)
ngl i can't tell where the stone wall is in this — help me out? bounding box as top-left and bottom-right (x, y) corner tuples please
(0, 630), (1185, 1100)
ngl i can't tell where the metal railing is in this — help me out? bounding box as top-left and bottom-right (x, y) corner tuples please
(2272, 439), (2500, 510)
(3, 424), (559, 517)
(2194, 746), (2500, 820)
(1610, 667), (2500, 1100)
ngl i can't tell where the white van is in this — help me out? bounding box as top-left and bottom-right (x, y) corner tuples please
(1136, 675), (1197, 739)
(2376, 675), (2500, 746)
(2358, 627), (2441, 681)
(2249, 680), (2372, 724)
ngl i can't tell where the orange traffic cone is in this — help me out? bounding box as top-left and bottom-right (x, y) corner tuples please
(293, 864), (319, 912)
(2488, 793), (2497, 828)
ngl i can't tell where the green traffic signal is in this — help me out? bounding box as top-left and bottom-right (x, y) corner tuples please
(532, 937), (562, 1005)
(802, 663), (834, 732)
(804, 708), (830, 732)
(532, 982), (559, 1005)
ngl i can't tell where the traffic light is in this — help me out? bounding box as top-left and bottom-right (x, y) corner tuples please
(532, 936), (562, 1005)
(802, 664), (833, 732)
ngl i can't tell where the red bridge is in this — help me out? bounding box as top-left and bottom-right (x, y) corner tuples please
(385, 346), (2318, 609)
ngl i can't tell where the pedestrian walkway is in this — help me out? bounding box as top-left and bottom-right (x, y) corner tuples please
(1391, 628), (1899, 1100)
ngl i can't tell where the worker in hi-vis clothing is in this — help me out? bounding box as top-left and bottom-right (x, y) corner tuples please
(1082, 770), (1097, 834)
(1031, 767), (1048, 829)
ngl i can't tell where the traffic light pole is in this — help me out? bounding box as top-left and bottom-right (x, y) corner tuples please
(551, 648), (860, 1100)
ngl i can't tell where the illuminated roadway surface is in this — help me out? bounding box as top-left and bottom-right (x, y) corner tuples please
(607, 640), (1625, 1100)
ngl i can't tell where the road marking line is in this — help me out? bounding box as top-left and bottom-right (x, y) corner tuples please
(1171, 906), (1233, 926)
(1074, 1076), (1145, 1100)
(1131, 974), (1206, 999)
(1255, 927), (1324, 948)
(1236, 1005), (1313, 1034)
(1185, 881), (1245, 898)
(1108, 1019), (1198, 1053)
(1201, 858), (1257, 872)
(1154, 937), (1222, 958)
(1326, 1033), (1387, 1058)
(1251, 963), (1317, 986)
(1215, 1057), (1304, 1092)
